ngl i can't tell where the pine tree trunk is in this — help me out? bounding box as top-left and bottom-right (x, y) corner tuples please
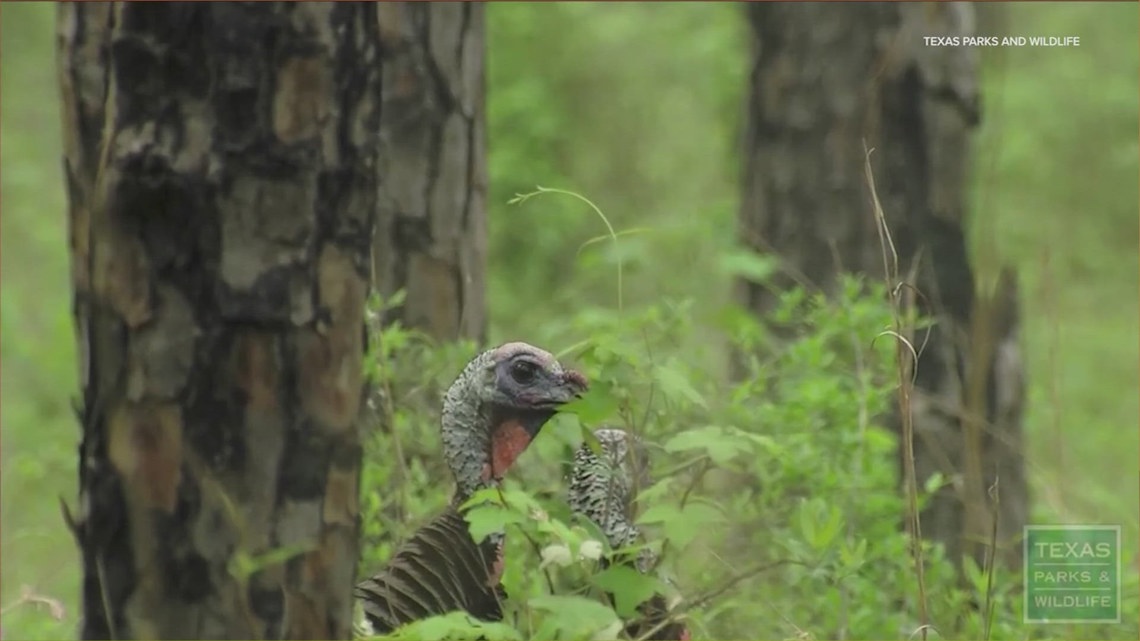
(371, 2), (487, 343)
(738, 2), (1028, 570)
(58, 3), (378, 638)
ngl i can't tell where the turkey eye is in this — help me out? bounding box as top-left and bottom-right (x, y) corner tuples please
(509, 360), (539, 384)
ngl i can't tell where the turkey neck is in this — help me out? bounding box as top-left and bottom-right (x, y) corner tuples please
(570, 453), (654, 572)
(570, 430), (660, 573)
(442, 387), (556, 503)
(440, 355), (493, 502)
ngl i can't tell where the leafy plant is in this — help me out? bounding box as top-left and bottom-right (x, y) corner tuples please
(357, 263), (1049, 639)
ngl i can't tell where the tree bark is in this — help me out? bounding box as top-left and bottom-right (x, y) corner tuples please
(58, 3), (378, 638)
(371, 2), (487, 343)
(738, 2), (1028, 570)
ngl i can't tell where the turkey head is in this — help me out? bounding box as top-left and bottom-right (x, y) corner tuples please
(355, 342), (586, 634)
(442, 341), (588, 499)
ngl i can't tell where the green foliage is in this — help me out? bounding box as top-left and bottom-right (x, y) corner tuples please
(357, 303), (479, 575)
(591, 565), (665, 620)
(486, 2), (747, 363)
(360, 273), (1112, 640)
(380, 611), (524, 641)
(969, 3), (1140, 535)
(2, 4), (81, 638)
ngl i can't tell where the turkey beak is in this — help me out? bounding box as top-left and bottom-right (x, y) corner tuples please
(526, 369), (588, 410)
(555, 369), (589, 405)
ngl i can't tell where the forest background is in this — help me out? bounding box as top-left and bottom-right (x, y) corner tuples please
(1, 2), (1137, 639)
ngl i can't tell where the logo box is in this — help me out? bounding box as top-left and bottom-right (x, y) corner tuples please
(1024, 525), (1121, 624)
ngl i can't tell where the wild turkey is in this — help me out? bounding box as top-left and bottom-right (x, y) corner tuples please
(355, 342), (589, 635)
(569, 428), (690, 641)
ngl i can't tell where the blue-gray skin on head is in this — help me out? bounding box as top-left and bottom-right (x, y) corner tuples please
(442, 341), (589, 502)
(569, 427), (656, 573)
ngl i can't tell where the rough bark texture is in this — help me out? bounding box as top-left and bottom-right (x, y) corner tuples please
(371, 2), (487, 343)
(738, 3), (1028, 569)
(58, 3), (378, 638)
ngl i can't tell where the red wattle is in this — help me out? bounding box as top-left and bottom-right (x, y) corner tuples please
(490, 420), (532, 479)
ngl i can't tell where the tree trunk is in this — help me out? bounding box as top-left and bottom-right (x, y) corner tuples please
(737, 2), (1028, 570)
(371, 2), (487, 343)
(58, 3), (378, 638)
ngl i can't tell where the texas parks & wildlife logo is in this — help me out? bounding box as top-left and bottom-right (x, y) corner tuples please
(1024, 524), (1121, 624)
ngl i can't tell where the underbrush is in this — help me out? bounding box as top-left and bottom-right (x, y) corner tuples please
(356, 270), (1139, 640)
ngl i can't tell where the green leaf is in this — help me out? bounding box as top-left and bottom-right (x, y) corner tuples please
(580, 423), (603, 457)
(960, 555), (989, 594)
(669, 502), (725, 549)
(389, 611), (523, 641)
(731, 427), (781, 454)
(797, 499), (843, 552)
(561, 383), (621, 425)
(663, 425), (750, 466)
(718, 248), (778, 283)
(475, 621), (525, 641)
(396, 613), (469, 641)
(839, 538), (868, 571)
(923, 471), (947, 495)
(814, 504), (844, 551)
(638, 500), (724, 550)
(535, 510), (576, 543)
(637, 503), (682, 528)
(591, 564), (666, 618)
(464, 504), (527, 543)
(459, 487), (505, 511)
(571, 516), (612, 550)
(652, 361), (707, 409)
(528, 594), (619, 639)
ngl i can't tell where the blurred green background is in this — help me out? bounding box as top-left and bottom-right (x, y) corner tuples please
(2, 2), (1137, 637)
